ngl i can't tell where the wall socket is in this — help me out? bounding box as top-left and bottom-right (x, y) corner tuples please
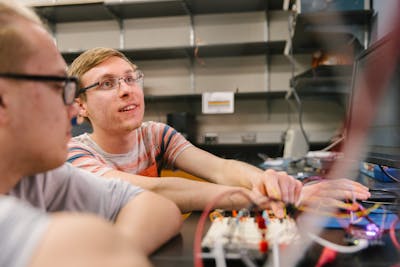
(241, 133), (257, 143)
(204, 133), (218, 144)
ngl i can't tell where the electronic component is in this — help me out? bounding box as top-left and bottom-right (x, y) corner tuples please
(344, 223), (384, 246)
(201, 212), (299, 264)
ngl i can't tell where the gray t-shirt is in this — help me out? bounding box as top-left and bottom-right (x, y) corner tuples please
(0, 195), (49, 267)
(9, 162), (144, 221)
(4, 162), (144, 267)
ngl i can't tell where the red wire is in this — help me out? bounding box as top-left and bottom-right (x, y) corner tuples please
(193, 189), (254, 267)
(389, 217), (400, 250)
(315, 247), (337, 267)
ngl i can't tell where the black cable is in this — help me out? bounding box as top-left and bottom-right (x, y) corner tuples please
(360, 189), (400, 213)
(368, 188), (400, 199)
(291, 87), (310, 147)
(286, 12), (310, 149)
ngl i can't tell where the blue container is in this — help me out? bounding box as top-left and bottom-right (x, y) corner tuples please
(373, 165), (400, 183)
(359, 162), (399, 183)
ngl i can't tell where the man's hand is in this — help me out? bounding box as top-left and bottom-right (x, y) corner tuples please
(250, 169), (302, 218)
(298, 178), (371, 211)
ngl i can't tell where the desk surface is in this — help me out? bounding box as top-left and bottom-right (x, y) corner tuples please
(151, 211), (400, 267)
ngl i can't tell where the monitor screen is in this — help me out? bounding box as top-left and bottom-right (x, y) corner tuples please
(347, 35), (400, 168)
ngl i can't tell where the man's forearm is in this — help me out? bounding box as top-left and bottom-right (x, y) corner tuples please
(114, 191), (182, 255)
(104, 170), (252, 212)
(216, 159), (263, 188)
(152, 177), (253, 212)
(30, 213), (152, 267)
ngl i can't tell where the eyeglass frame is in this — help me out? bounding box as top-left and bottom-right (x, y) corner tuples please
(77, 69), (144, 96)
(0, 72), (78, 105)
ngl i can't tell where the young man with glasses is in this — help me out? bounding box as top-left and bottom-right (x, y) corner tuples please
(0, 1), (182, 267)
(67, 47), (371, 214)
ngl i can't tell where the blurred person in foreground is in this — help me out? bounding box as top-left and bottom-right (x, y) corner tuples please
(0, 1), (182, 267)
(67, 47), (371, 214)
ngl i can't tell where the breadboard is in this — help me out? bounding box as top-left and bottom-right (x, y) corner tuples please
(201, 216), (299, 259)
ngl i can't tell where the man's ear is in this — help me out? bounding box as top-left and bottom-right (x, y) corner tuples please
(75, 98), (89, 125)
(75, 97), (89, 117)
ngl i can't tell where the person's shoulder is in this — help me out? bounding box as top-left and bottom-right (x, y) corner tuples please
(141, 121), (168, 128)
(40, 162), (72, 178)
(45, 162), (96, 181)
(140, 121), (171, 133)
(68, 133), (96, 153)
(70, 133), (90, 144)
(18, 163), (73, 191)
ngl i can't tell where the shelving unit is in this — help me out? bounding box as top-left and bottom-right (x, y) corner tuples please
(286, 9), (372, 104)
(33, 0), (286, 23)
(33, 0), (290, 98)
(30, 0), (373, 80)
(31, 0), (372, 149)
(32, 0), (294, 102)
(144, 83), (348, 103)
(32, 0), (289, 64)
(290, 65), (353, 93)
(62, 41), (286, 63)
(290, 10), (373, 54)
(145, 91), (286, 103)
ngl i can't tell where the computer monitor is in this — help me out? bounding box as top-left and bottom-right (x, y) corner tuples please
(347, 34), (400, 168)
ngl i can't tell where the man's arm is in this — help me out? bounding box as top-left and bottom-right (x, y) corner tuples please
(173, 146), (302, 216)
(29, 213), (151, 267)
(0, 195), (149, 267)
(113, 191), (182, 255)
(104, 170), (253, 213)
(47, 164), (183, 254)
(299, 178), (371, 208)
(173, 146), (370, 215)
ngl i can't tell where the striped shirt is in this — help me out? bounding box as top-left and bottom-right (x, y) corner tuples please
(68, 121), (193, 177)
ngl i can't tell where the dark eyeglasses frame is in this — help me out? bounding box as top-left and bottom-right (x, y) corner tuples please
(77, 69), (144, 96)
(0, 72), (78, 105)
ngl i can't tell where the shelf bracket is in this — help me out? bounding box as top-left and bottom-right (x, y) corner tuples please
(103, 4), (125, 50)
(181, 0), (196, 93)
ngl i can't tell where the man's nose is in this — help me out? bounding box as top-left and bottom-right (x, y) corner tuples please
(68, 101), (79, 119)
(117, 78), (134, 96)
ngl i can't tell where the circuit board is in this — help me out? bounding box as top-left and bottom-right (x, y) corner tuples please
(201, 214), (299, 262)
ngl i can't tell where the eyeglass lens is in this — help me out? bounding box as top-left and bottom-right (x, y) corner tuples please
(100, 71), (143, 90)
(64, 80), (77, 105)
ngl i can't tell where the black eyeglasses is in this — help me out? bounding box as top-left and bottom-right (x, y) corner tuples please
(77, 69), (144, 96)
(0, 73), (78, 105)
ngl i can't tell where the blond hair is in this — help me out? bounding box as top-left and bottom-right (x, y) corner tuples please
(0, 0), (43, 72)
(68, 47), (137, 97)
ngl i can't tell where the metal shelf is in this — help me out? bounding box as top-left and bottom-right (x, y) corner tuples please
(144, 91), (286, 102)
(195, 41), (286, 58)
(290, 10), (372, 53)
(296, 10), (372, 25)
(143, 88), (342, 103)
(34, 2), (114, 23)
(34, 0), (286, 23)
(105, 0), (188, 19)
(62, 41), (286, 63)
(185, 0), (284, 14)
(290, 65), (353, 93)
